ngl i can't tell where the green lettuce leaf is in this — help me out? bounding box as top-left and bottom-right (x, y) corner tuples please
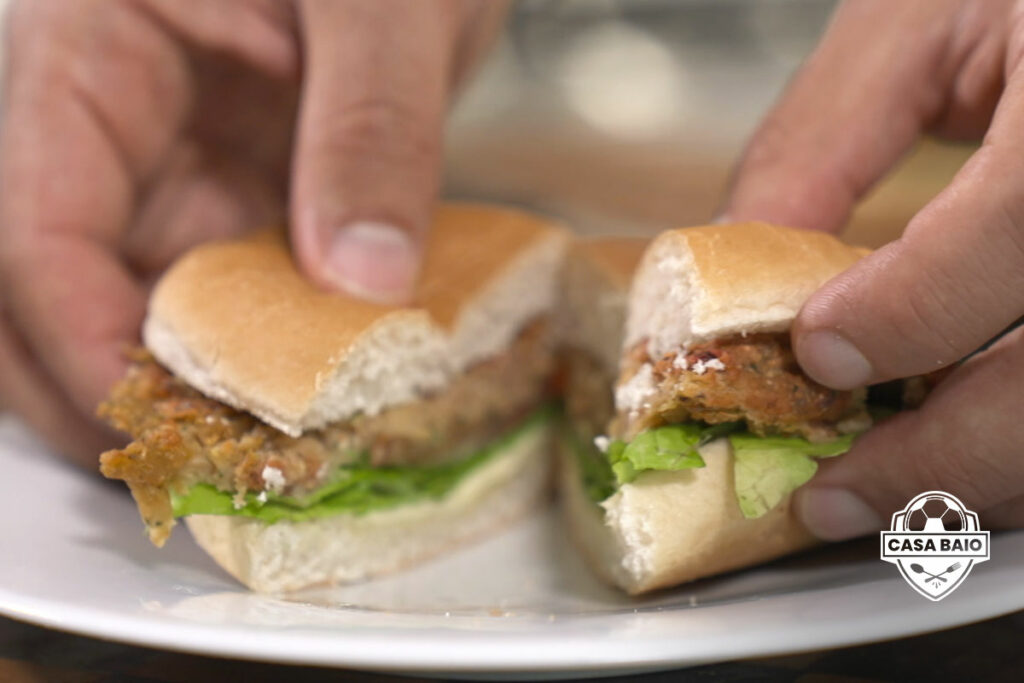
(578, 420), (856, 518)
(560, 425), (617, 504)
(606, 423), (741, 485)
(729, 433), (854, 519)
(171, 403), (556, 523)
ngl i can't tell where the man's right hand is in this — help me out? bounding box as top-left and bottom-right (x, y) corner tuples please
(0, 0), (508, 465)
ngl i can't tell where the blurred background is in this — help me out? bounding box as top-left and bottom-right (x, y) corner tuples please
(445, 0), (974, 247)
(0, 0), (973, 247)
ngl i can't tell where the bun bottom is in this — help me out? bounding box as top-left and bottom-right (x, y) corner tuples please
(186, 421), (553, 593)
(558, 435), (815, 594)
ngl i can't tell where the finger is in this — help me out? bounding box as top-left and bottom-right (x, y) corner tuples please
(4, 0), (192, 183)
(0, 238), (146, 414)
(795, 326), (1024, 540)
(0, 1), (187, 413)
(983, 494), (1024, 529)
(123, 145), (287, 275)
(448, 1), (511, 87)
(139, 0), (299, 79)
(792, 58), (1024, 390)
(721, 0), (1006, 232)
(0, 311), (119, 468)
(290, 0), (456, 303)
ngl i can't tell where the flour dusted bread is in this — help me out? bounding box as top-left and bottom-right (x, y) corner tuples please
(100, 202), (568, 592)
(144, 203), (570, 436)
(625, 222), (868, 358)
(559, 225), (855, 594)
(559, 439), (814, 594)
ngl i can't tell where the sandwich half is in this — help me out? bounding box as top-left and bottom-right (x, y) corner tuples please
(99, 203), (569, 593)
(561, 223), (880, 594)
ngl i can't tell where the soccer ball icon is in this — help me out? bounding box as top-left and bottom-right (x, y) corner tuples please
(905, 495), (966, 532)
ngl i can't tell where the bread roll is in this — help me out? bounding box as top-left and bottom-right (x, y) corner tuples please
(560, 224), (860, 593)
(145, 203), (569, 436)
(101, 202), (567, 592)
(626, 222), (868, 358)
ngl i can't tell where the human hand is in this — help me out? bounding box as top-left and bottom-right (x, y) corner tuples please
(722, 0), (1024, 538)
(0, 0), (507, 465)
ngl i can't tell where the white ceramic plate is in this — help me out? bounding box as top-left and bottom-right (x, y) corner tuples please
(2, 417), (1022, 679)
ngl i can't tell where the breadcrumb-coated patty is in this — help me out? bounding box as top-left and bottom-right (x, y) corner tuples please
(99, 321), (554, 546)
(613, 333), (869, 442)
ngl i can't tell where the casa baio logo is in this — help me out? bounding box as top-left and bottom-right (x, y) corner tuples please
(880, 491), (989, 601)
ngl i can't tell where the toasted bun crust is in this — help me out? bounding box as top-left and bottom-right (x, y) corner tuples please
(625, 222), (869, 357)
(560, 237), (648, 373)
(187, 419), (552, 593)
(144, 203), (569, 435)
(559, 437), (815, 594)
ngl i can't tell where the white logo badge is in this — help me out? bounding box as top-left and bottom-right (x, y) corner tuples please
(880, 491), (990, 601)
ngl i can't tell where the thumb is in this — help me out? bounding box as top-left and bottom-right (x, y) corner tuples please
(790, 12), (1024, 390)
(291, 0), (455, 304)
(791, 136), (1024, 390)
(795, 327), (1024, 540)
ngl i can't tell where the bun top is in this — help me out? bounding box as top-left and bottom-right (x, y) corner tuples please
(625, 222), (868, 357)
(561, 237), (649, 373)
(144, 203), (569, 436)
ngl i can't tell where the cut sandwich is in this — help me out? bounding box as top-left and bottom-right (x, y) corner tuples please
(560, 223), (903, 594)
(558, 236), (663, 588)
(99, 203), (569, 593)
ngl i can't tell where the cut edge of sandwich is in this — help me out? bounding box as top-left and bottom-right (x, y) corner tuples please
(560, 237), (651, 375)
(187, 408), (553, 593)
(557, 225), (848, 594)
(557, 436), (814, 595)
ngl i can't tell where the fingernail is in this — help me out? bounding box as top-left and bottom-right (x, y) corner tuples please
(324, 222), (418, 304)
(797, 330), (873, 390)
(796, 487), (883, 541)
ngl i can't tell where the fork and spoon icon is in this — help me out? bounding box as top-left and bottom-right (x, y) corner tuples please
(909, 562), (962, 583)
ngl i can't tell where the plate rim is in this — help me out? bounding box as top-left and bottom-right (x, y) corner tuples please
(3, 417), (1023, 675)
(2, 574), (1021, 674)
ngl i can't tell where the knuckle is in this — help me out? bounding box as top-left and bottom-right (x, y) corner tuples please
(734, 115), (857, 230)
(918, 448), (986, 509)
(898, 278), (970, 361)
(737, 114), (793, 178)
(314, 97), (441, 166)
(860, 230), (1004, 372)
